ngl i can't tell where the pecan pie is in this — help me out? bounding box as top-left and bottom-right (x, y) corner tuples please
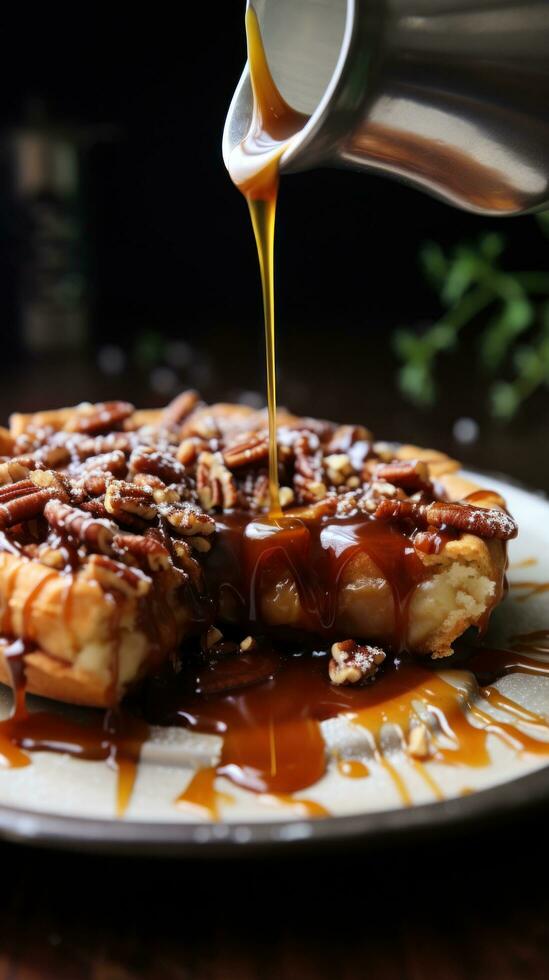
(0, 394), (516, 707)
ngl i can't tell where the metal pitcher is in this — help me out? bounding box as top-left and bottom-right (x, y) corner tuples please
(223, 0), (549, 215)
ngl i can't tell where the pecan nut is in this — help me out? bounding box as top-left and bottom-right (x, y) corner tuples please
(0, 460), (33, 487)
(329, 640), (386, 686)
(105, 480), (157, 521)
(160, 500), (216, 537)
(324, 453), (353, 487)
(372, 459), (431, 493)
(29, 469), (71, 500)
(176, 437), (206, 466)
(82, 553), (151, 597)
(223, 434), (269, 469)
(161, 390), (201, 428)
(129, 447), (185, 485)
(67, 401), (134, 435)
(374, 498), (518, 540)
(72, 432), (134, 460)
(113, 533), (186, 591)
(293, 432), (327, 504)
(113, 531), (170, 567)
(33, 444), (71, 468)
(169, 537), (201, 583)
(196, 451), (238, 511)
(44, 499), (117, 554)
(76, 450), (128, 479)
(326, 425), (371, 454)
(0, 482), (56, 528)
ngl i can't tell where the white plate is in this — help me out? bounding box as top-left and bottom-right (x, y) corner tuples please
(0, 470), (547, 854)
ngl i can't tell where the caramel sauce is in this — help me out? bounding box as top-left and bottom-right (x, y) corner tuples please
(379, 755), (412, 805)
(175, 765), (328, 820)
(0, 700), (148, 816)
(175, 766), (219, 820)
(0, 632), (546, 818)
(229, 7), (307, 512)
(258, 793), (329, 818)
(146, 644), (549, 817)
(410, 759), (444, 801)
(205, 509), (426, 644)
(510, 557), (538, 570)
(338, 758), (369, 779)
(511, 580), (549, 601)
(512, 629), (549, 654)
(468, 636), (549, 682)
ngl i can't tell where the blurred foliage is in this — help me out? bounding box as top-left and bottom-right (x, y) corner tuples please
(394, 213), (549, 418)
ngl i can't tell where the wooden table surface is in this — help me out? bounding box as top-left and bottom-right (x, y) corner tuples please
(0, 352), (547, 979)
(1, 807), (548, 980)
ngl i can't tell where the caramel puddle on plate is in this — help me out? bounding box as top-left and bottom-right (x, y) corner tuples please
(510, 580), (549, 601)
(2, 638), (549, 821)
(171, 645), (549, 819)
(175, 768), (327, 821)
(337, 758), (370, 779)
(174, 767), (235, 821)
(512, 630), (549, 654)
(0, 640), (148, 817)
(510, 557), (538, 570)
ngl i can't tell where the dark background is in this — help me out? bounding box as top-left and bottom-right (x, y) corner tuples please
(0, 3), (547, 486)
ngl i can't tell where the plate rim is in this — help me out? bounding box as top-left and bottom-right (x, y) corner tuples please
(0, 467), (547, 855)
(0, 758), (547, 855)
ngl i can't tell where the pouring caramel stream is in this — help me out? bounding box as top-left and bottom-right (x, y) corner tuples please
(229, 6), (307, 512)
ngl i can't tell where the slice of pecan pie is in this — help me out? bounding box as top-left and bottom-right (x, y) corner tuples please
(0, 392), (516, 707)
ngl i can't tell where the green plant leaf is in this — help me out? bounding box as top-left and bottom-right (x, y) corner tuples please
(398, 362), (435, 407)
(392, 329), (422, 359)
(479, 232), (505, 261)
(490, 381), (520, 419)
(419, 242), (448, 293)
(479, 297), (534, 372)
(395, 221), (549, 419)
(441, 248), (483, 306)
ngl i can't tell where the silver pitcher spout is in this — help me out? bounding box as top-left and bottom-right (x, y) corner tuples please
(223, 0), (549, 215)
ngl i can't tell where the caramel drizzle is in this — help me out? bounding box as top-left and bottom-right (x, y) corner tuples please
(337, 758), (369, 779)
(207, 510), (427, 647)
(229, 7), (307, 513)
(510, 557), (538, 570)
(0, 682), (148, 817)
(511, 580), (549, 601)
(175, 767), (327, 821)
(173, 647), (549, 819)
(512, 629), (549, 655)
(0, 641), (544, 820)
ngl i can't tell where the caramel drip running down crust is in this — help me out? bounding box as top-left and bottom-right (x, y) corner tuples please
(204, 510), (428, 645)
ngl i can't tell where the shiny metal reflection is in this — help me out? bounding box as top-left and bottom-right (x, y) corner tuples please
(223, 0), (549, 215)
